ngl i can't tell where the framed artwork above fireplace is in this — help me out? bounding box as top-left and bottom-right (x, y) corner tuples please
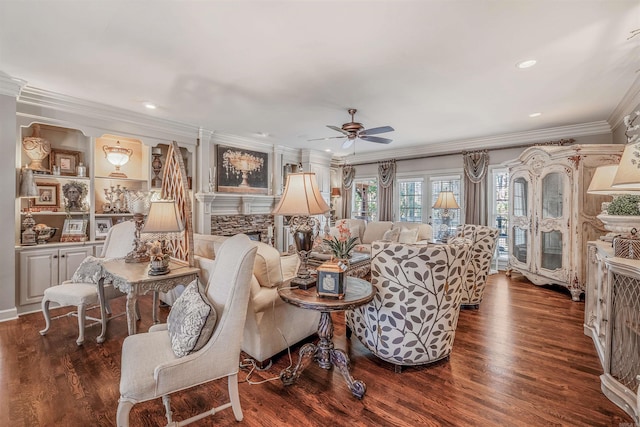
(216, 145), (269, 194)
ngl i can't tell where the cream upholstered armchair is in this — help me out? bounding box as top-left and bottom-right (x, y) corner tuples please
(243, 241), (320, 368)
(346, 240), (470, 371)
(453, 224), (499, 308)
(117, 234), (257, 427)
(40, 220), (136, 345)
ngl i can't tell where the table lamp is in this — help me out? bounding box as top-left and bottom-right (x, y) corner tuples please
(103, 141), (133, 178)
(142, 200), (184, 275)
(433, 190), (459, 242)
(272, 172), (330, 289)
(19, 167), (39, 245)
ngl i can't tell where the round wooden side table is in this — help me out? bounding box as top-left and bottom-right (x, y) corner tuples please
(277, 276), (375, 399)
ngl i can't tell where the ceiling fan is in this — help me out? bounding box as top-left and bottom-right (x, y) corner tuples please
(309, 108), (394, 149)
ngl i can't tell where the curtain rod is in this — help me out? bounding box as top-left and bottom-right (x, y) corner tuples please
(345, 138), (575, 167)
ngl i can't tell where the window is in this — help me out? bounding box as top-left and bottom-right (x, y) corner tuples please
(429, 177), (461, 240)
(352, 178), (377, 221)
(490, 168), (509, 270)
(398, 179), (423, 222)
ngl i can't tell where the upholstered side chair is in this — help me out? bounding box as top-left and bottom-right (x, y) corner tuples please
(39, 220), (136, 345)
(116, 234), (257, 427)
(346, 240), (470, 372)
(453, 224), (499, 308)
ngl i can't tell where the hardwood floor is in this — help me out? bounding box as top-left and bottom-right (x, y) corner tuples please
(1, 273), (634, 426)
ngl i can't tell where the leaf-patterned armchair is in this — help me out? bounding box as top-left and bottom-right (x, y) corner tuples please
(346, 241), (470, 371)
(453, 224), (499, 308)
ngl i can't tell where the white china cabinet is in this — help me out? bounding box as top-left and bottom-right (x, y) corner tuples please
(504, 144), (622, 301)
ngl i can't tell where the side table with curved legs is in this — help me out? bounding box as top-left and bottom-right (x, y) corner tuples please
(277, 277), (375, 399)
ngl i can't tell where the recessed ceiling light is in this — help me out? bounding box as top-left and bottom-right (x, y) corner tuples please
(143, 102), (157, 110)
(529, 112), (542, 118)
(516, 59), (537, 69)
(325, 149), (332, 152)
(254, 132), (270, 138)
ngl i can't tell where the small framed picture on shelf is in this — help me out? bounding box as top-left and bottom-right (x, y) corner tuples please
(32, 182), (59, 208)
(61, 219), (88, 243)
(95, 218), (112, 239)
(51, 149), (81, 176)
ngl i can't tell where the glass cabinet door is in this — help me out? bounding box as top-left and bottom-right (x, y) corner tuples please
(539, 172), (565, 272)
(541, 173), (563, 219)
(510, 176), (529, 265)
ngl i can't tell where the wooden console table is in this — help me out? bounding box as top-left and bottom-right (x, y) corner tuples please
(97, 258), (199, 341)
(278, 277), (375, 399)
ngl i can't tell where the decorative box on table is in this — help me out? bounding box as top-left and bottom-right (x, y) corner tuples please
(316, 260), (348, 299)
(613, 228), (640, 259)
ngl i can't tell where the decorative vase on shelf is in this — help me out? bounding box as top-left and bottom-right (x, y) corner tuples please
(22, 124), (51, 173)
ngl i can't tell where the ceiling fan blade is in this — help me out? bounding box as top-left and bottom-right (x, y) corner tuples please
(308, 136), (347, 141)
(360, 135), (393, 144)
(342, 139), (354, 149)
(360, 126), (394, 136)
(327, 125), (350, 136)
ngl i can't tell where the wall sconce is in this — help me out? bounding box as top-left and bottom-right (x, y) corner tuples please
(103, 141), (133, 178)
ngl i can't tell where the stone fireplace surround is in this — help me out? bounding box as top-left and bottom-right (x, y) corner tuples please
(210, 214), (274, 244)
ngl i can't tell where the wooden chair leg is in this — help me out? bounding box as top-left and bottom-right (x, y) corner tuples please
(116, 399), (134, 427)
(39, 298), (52, 336)
(76, 303), (86, 345)
(228, 373), (244, 421)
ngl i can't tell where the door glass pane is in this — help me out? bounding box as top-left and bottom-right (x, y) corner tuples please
(513, 177), (527, 217)
(541, 230), (562, 270)
(542, 173), (563, 219)
(512, 226), (527, 263)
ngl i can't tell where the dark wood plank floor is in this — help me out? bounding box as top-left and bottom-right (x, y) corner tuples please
(0, 273), (633, 426)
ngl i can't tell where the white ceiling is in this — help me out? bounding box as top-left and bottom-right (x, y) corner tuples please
(1, 1), (639, 159)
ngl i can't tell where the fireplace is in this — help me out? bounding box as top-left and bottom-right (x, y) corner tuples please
(210, 214), (273, 245)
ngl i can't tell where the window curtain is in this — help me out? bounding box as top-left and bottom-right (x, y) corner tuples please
(342, 165), (355, 219)
(378, 160), (396, 221)
(463, 150), (489, 225)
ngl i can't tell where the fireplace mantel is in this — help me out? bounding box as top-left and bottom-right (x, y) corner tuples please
(195, 192), (279, 215)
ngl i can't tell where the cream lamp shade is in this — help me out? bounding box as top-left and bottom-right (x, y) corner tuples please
(587, 165), (640, 194)
(272, 172), (330, 216)
(142, 200), (184, 234)
(612, 143), (640, 189)
(433, 191), (460, 210)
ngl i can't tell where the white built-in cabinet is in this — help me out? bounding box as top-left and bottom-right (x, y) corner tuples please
(19, 245), (94, 305)
(504, 144), (622, 301)
(15, 115), (197, 313)
(585, 240), (640, 423)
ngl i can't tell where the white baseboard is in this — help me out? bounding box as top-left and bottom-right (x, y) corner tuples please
(0, 307), (18, 322)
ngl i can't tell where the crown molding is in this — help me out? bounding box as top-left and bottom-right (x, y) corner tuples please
(211, 132), (302, 159)
(17, 85), (200, 142)
(0, 74), (26, 98)
(608, 74), (640, 130)
(336, 121), (611, 164)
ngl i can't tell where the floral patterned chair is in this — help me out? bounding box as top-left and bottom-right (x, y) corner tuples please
(453, 224), (499, 308)
(346, 240), (470, 371)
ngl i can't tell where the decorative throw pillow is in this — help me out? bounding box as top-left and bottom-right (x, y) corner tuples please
(70, 256), (104, 284)
(382, 228), (400, 242)
(398, 227), (419, 244)
(167, 278), (218, 358)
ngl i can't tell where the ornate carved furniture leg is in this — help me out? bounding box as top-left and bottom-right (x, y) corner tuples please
(280, 343), (317, 386)
(316, 312), (334, 369)
(330, 349), (367, 399)
(97, 277), (108, 344)
(126, 287), (138, 335)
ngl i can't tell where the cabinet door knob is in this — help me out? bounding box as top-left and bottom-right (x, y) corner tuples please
(60, 254), (65, 258)
(53, 255), (58, 259)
